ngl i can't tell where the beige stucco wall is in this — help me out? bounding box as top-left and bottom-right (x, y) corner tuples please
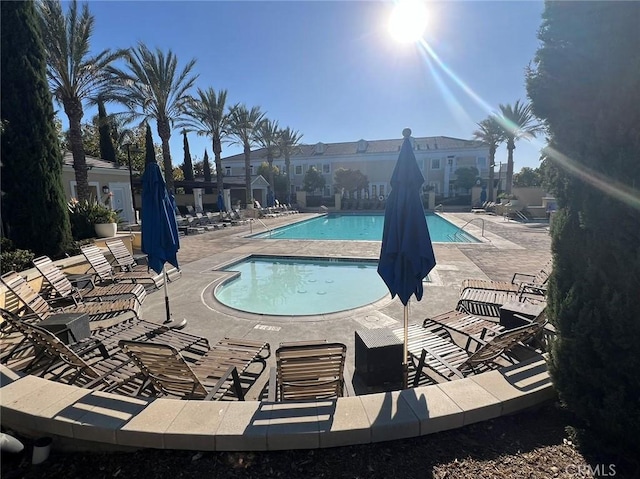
(61, 168), (132, 201)
(512, 187), (546, 207)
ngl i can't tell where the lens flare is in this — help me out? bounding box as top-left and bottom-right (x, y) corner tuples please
(543, 146), (640, 210)
(407, 23), (640, 210)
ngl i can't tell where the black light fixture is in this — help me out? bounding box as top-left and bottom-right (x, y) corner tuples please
(102, 185), (110, 194)
(124, 142), (143, 224)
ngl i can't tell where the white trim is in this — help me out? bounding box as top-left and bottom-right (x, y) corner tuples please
(70, 181), (100, 201)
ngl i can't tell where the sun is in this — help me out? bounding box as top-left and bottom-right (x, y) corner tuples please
(388, 0), (429, 44)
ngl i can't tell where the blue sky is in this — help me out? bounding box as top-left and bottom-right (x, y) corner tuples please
(74, 0), (546, 171)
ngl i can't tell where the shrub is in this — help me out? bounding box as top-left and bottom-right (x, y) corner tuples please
(0, 238), (34, 274)
(527, 1), (640, 456)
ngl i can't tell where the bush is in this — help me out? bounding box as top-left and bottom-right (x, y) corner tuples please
(0, 238), (34, 274)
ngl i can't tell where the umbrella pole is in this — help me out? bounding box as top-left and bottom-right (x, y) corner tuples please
(162, 267), (187, 329)
(403, 303), (409, 389)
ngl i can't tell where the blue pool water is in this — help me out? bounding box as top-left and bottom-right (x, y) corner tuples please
(251, 213), (478, 242)
(214, 256), (390, 316)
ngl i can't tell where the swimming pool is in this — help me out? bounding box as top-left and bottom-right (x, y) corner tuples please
(250, 213), (478, 242)
(214, 256), (390, 316)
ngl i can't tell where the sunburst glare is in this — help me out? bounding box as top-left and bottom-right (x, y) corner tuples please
(388, 0), (429, 44)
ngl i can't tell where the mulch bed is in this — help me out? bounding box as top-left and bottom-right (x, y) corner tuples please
(1, 401), (632, 478)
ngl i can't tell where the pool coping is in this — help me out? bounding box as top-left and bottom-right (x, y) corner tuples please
(0, 354), (555, 452)
(209, 253), (395, 321)
(246, 212), (485, 244)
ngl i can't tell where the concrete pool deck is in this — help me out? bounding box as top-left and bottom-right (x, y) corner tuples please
(0, 211), (555, 451)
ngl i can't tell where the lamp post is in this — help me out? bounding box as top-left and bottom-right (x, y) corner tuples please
(124, 142), (142, 224)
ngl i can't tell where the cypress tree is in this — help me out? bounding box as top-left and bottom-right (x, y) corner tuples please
(1, 0), (72, 258)
(97, 97), (117, 163)
(144, 123), (155, 167)
(527, 1), (640, 455)
(181, 130), (193, 194)
(203, 150), (213, 194)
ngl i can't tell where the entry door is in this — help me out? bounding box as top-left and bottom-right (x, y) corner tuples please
(109, 182), (134, 224)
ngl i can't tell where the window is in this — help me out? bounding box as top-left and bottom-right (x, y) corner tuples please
(371, 185), (377, 198)
(379, 185), (385, 197)
(249, 165), (254, 175)
(225, 167), (231, 176)
(357, 139), (368, 152)
(71, 181), (99, 200)
(314, 142), (325, 154)
(295, 165), (303, 175)
(447, 155), (455, 168)
(431, 159), (441, 170)
(322, 164), (330, 174)
(477, 157), (487, 169)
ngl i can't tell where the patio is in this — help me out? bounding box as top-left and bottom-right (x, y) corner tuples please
(0, 211), (554, 451)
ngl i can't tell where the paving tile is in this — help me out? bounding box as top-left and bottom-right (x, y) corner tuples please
(471, 357), (555, 415)
(1, 376), (92, 434)
(70, 391), (149, 444)
(400, 385), (464, 434)
(164, 401), (229, 451)
(0, 375), (50, 406)
(318, 397), (371, 448)
(265, 401), (321, 450)
(358, 391), (420, 442)
(118, 398), (187, 449)
(215, 401), (268, 451)
(437, 379), (502, 425)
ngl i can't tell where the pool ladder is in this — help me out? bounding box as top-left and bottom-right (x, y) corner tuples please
(249, 218), (273, 237)
(447, 218), (486, 242)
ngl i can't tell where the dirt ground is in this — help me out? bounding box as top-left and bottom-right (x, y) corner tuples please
(1, 401), (633, 479)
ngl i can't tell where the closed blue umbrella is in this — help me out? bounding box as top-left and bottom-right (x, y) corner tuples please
(378, 128), (436, 387)
(141, 161), (185, 328)
(267, 189), (275, 207)
(217, 192), (225, 213)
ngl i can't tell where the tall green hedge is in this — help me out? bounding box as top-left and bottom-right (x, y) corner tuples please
(527, 1), (640, 455)
(1, 0), (72, 258)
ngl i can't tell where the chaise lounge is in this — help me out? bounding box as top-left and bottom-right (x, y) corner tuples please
(268, 341), (347, 401)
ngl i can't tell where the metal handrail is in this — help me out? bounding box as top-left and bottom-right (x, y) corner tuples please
(454, 217), (486, 239)
(249, 218), (273, 237)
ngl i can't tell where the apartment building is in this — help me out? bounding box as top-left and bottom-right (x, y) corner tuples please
(221, 135), (490, 200)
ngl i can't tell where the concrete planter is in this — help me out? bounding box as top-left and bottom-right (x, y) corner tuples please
(94, 223), (117, 238)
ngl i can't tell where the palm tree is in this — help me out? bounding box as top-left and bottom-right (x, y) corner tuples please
(38, 0), (120, 201)
(497, 100), (543, 195)
(255, 118), (280, 203)
(277, 127), (304, 203)
(227, 104), (265, 206)
(106, 42), (198, 193)
(180, 87), (230, 198)
(472, 116), (504, 202)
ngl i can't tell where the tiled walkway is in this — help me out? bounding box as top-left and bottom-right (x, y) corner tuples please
(142, 211), (552, 399)
(0, 211), (554, 452)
